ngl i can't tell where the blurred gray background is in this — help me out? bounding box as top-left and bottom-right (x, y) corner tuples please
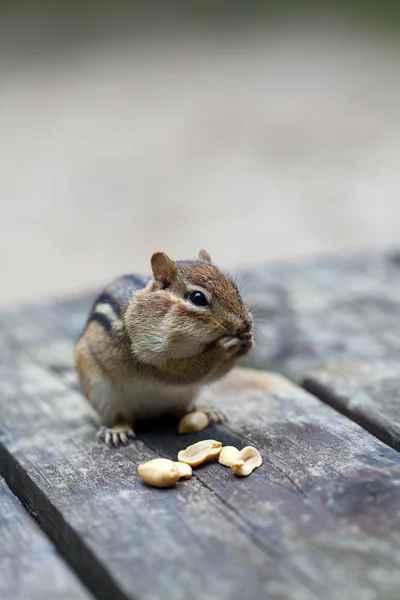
(1, 1), (400, 308)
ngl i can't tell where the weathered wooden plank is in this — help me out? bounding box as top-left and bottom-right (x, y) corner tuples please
(0, 327), (316, 600)
(238, 252), (400, 371)
(141, 369), (400, 600)
(301, 356), (400, 450)
(237, 251), (400, 449)
(2, 305), (400, 599)
(0, 476), (91, 600)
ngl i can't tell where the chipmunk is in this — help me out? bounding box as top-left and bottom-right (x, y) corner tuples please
(75, 249), (254, 446)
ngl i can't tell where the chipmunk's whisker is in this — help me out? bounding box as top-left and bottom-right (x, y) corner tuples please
(236, 271), (252, 294)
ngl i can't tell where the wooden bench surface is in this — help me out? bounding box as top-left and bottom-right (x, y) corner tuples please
(0, 477), (90, 599)
(241, 251), (400, 449)
(2, 251), (400, 600)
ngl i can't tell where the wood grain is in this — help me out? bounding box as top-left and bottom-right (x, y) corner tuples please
(0, 477), (90, 600)
(2, 295), (400, 598)
(237, 251), (400, 449)
(0, 325), (312, 600)
(142, 368), (400, 600)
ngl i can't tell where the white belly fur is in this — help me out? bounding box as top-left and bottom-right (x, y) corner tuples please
(89, 376), (200, 424)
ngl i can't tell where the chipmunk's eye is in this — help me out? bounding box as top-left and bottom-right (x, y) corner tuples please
(188, 291), (209, 307)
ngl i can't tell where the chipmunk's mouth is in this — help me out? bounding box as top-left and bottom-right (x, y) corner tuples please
(200, 328), (254, 355)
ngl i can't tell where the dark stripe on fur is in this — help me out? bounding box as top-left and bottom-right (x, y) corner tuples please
(123, 274), (146, 288)
(90, 312), (112, 332)
(95, 292), (122, 316)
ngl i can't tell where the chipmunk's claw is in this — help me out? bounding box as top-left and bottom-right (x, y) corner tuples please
(97, 425), (137, 448)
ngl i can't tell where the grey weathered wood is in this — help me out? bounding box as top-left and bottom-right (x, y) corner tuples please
(237, 251), (400, 449)
(0, 476), (90, 600)
(2, 297), (400, 599)
(0, 324), (314, 600)
(239, 252), (400, 371)
(302, 356), (400, 450)
(141, 369), (400, 600)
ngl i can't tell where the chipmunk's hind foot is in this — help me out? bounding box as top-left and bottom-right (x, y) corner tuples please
(202, 408), (227, 425)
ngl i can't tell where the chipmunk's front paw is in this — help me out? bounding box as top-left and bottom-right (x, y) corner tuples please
(219, 334), (254, 358)
(219, 336), (242, 354)
(97, 424), (137, 447)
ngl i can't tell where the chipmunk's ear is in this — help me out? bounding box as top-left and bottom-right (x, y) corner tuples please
(151, 252), (177, 287)
(198, 249), (212, 264)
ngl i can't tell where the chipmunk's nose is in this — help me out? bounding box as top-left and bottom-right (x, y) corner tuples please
(237, 319), (252, 339)
(242, 319), (252, 333)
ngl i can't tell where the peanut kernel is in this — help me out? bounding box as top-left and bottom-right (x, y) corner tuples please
(231, 446), (262, 477)
(175, 462), (193, 479)
(138, 458), (180, 488)
(218, 446), (240, 467)
(178, 411), (210, 434)
(178, 439), (222, 466)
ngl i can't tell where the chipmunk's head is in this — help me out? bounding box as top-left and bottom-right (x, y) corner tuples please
(126, 250), (253, 371)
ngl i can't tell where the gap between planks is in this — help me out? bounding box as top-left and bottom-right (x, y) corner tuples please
(302, 376), (400, 452)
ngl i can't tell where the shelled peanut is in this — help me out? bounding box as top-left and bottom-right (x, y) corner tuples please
(178, 411), (210, 434)
(137, 439), (262, 488)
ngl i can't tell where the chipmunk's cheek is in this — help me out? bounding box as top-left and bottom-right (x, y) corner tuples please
(167, 335), (206, 359)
